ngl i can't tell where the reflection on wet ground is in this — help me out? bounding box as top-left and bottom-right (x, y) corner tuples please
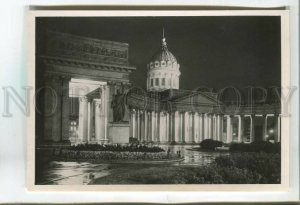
(37, 145), (229, 185)
(160, 145), (229, 166)
(38, 162), (109, 185)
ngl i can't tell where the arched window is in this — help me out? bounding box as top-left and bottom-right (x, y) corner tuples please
(155, 78), (159, 86)
(151, 79), (154, 86)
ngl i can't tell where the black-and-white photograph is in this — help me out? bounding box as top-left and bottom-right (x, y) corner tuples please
(33, 12), (285, 187)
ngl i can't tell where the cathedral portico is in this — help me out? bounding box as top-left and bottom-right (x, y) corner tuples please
(36, 31), (135, 146)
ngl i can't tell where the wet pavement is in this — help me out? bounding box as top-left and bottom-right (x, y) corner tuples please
(38, 161), (110, 185)
(160, 145), (229, 166)
(37, 145), (229, 185)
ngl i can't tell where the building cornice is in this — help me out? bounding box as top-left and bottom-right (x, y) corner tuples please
(41, 55), (136, 73)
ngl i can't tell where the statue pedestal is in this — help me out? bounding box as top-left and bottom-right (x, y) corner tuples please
(108, 122), (130, 144)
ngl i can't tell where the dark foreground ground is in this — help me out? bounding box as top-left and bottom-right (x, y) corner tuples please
(91, 152), (280, 184)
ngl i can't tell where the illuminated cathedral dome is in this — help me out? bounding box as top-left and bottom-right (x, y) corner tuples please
(147, 34), (181, 91)
(150, 37), (178, 63)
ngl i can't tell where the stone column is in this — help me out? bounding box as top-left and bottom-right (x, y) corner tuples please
(204, 114), (208, 139)
(51, 77), (62, 142)
(78, 96), (88, 143)
(249, 115), (255, 143)
(101, 85), (110, 143)
(180, 112), (184, 142)
(61, 76), (71, 141)
(166, 112), (170, 143)
(208, 114), (212, 139)
(199, 113), (204, 142)
(87, 100), (93, 142)
(173, 111), (180, 142)
(169, 112), (173, 142)
(151, 111), (156, 142)
(215, 115), (219, 141)
(276, 115), (281, 142)
(219, 115), (223, 142)
(146, 111), (150, 142)
(140, 111), (145, 142)
(262, 115), (268, 141)
(143, 111), (148, 142)
(156, 112), (160, 142)
(137, 110), (141, 141)
(42, 75), (62, 142)
(189, 112), (194, 143)
(226, 115), (232, 143)
(94, 99), (103, 143)
(159, 112), (166, 143)
(213, 115), (217, 140)
(131, 109), (136, 138)
(216, 115), (220, 141)
(220, 115), (223, 141)
(193, 113), (199, 143)
(237, 115), (244, 143)
(41, 75), (53, 142)
(183, 112), (190, 143)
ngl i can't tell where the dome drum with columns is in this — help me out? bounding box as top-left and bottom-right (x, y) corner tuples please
(147, 36), (180, 91)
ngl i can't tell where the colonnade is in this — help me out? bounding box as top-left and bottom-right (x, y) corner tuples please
(130, 109), (281, 144)
(75, 85), (110, 144)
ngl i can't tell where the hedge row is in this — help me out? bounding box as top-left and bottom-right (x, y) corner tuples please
(69, 143), (164, 153)
(199, 139), (280, 153)
(229, 141), (280, 153)
(55, 150), (178, 161)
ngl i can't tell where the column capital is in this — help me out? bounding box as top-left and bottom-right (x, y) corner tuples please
(79, 96), (88, 103)
(94, 99), (101, 108)
(99, 84), (110, 90)
(131, 109), (136, 114)
(160, 111), (167, 116)
(107, 81), (117, 86)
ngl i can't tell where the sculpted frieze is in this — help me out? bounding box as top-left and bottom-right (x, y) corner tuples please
(45, 33), (129, 65)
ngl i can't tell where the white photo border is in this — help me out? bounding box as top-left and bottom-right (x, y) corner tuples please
(27, 9), (290, 192)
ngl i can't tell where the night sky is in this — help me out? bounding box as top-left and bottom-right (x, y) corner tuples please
(37, 16), (281, 91)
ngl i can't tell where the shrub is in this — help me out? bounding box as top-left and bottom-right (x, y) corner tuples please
(199, 139), (223, 150)
(214, 152), (280, 184)
(230, 141), (280, 153)
(58, 150), (178, 161)
(69, 143), (164, 153)
(129, 137), (139, 145)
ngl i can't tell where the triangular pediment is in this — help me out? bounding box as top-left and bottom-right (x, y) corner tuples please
(173, 91), (218, 106)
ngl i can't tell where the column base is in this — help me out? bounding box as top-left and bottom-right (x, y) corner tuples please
(98, 139), (109, 145)
(74, 139), (88, 145)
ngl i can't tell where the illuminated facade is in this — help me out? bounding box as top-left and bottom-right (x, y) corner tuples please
(36, 31), (281, 146)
